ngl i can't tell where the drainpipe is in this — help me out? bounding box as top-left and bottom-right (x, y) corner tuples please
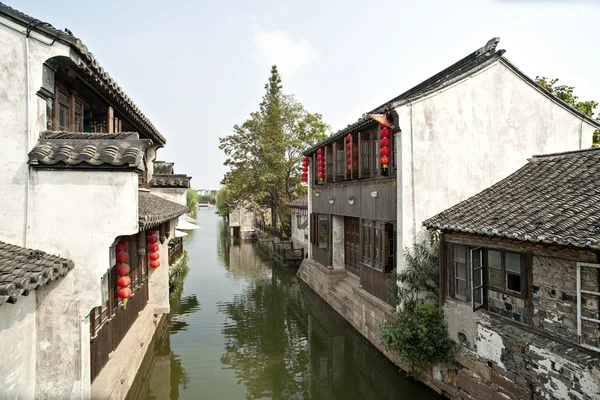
(23, 29), (32, 248)
(408, 99), (417, 243)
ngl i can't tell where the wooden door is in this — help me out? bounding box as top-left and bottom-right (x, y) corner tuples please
(344, 217), (360, 276)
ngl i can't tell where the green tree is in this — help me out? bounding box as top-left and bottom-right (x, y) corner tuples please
(186, 188), (199, 217)
(535, 76), (600, 146)
(215, 186), (234, 218)
(219, 65), (328, 231)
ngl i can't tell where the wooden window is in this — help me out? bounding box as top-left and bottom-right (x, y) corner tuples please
(453, 244), (468, 301)
(317, 215), (329, 249)
(326, 147), (333, 183)
(471, 248), (484, 310)
(360, 135), (371, 176)
(361, 220), (388, 271)
(74, 100), (84, 132)
(336, 146), (345, 180)
(487, 250), (525, 296)
(57, 90), (69, 131)
(371, 132), (379, 178)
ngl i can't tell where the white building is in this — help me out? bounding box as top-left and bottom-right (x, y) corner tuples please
(288, 195), (309, 252)
(299, 37), (600, 396)
(0, 4), (191, 399)
(228, 202), (256, 240)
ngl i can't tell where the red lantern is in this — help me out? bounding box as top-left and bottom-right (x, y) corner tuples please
(317, 149), (323, 155)
(346, 134), (351, 142)
(115, 263), (130, 276)
(318, 167), (325, 173)
(147, 230), (157, 236)
(380, 127), (391, 138)
(318, 161), (325, 168)
(380, 138), (390, 147)
(347, 157), (352, 164)
(303, 157), (309, 163)
(148, 235), (158, 244)
(347, 142), (351, 150)
(116, 251), (128, 264)
(380, 156), (390, 165)
(150, 261), (160, 269)
(347, 164), (352, 171)
(116, 241), (126, 252)
(117, 287), (132, 299)
(301, 173), (308, 182)
(149, 244), (159, 253)
(380, 147), (390, 156)
(318, 172), (325, 180)
(116, 276), (131, 288)
(149, 252), (160, 261)
(302, 167), (308, 173)
(302, 161), (309, 168)
(347, 150), (352, 158)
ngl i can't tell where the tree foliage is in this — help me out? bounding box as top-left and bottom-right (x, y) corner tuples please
(535, 76), (600, 146)
(186, 188), (199, 217)
(382, 236), (455, 376)
(219, 65), (328, 230)
(215, 186), (234, 218)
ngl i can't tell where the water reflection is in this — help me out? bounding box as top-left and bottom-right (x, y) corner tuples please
(128, 213), (440, 400)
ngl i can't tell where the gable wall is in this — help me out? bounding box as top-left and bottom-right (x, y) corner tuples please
(397, 61), (597, 251)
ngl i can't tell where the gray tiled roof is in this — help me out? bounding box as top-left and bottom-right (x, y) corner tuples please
(150, 174), (191, 188)
(423, 148), (600, 250)
(139, 191), (188, 230)
(0, 241), (73, 306)
(153, 161), (174, 175)
(0, 3), (166, 145)
(29, 131), (152, 171)
(288, 195), (308, 209)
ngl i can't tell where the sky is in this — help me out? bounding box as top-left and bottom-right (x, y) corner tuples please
(10, 0), (600, 189)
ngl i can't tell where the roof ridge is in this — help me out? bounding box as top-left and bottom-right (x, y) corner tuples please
(529, 147), (600, 161)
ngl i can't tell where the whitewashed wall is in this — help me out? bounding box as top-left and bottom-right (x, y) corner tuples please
(0, 295), (36, 400)
(148, 218), (177, 314)
(0, 16), (71, 246)
(151, 188), (187, 207)
(28, 169), (138, 399)
(291, 209), (308, 247)
(396, 60), (597, 253)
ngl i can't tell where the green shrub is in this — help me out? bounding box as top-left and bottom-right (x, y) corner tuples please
(381, 304), (456, 375)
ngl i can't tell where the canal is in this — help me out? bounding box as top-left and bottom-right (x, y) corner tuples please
(127, 210), (441, 400)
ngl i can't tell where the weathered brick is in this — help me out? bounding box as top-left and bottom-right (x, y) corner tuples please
(491, 372), (531, 400)
(457, 369), (494, 400)
(455, 354), (492, 382)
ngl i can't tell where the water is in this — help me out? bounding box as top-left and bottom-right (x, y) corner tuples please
(127, 211), (440, 400)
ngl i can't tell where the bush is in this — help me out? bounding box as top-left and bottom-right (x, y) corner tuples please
(381, 304), (456, 375)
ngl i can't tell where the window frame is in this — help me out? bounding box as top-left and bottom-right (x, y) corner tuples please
(487, 249), (526, 298)
(361, 219), (388, 271)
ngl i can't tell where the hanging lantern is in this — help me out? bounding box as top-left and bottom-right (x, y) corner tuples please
(347, 164), (352, 171)
(380, 156), (390, 165)
(150, 260), (160, 269)
(116, 241), (126, 252)
(380, 138), (390, 147)
(147, 230), (157, 236)
(346, 134), (352, 142)
(117, 287), (131, 303)
(347, 150), (352, 158)
(116, 251), (128, 264)
(317, 148), (323, 155)
(149, 244), (159, 253)
(115, 263), (130, 276)
(318, 161), (325, 168)
(380, 127), (391, 138)
(318, 172), (325, 180)
(302, 166), (308, 173)
(116, 276), (131, 288)
(149, 252), (160, 261)
(347, 142), (351, 150)
(380, 147), (390, 156)
(318, 167), (325, 174)
(148, 235), (158, 244)
(347, 157), (352, 164)
(301, 173), (308, 182)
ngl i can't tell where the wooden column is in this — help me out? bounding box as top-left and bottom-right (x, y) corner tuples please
(357, 132), (362, 179)
(332, 142), (337, 182)
(107, 106), (114, 133)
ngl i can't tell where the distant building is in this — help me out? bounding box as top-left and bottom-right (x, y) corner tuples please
(228, 202), (256, 240)
(288, 195), (309, 252)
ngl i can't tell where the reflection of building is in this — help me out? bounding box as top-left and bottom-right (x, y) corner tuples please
(0, 4), (189, 399)
(289, 195), (309, 253)
(227, 241), (270, 279)
(299, 37), (600, 395)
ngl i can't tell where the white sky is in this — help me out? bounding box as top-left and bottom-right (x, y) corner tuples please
(11, 0), (600, 189)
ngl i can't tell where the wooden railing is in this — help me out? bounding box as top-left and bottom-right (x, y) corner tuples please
(169, 238), (183, 265)
(255, 219), (290, 240)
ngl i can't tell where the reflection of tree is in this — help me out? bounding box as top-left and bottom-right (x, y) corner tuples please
(218, 268), (309, 400)
(217, 218), (231, 267)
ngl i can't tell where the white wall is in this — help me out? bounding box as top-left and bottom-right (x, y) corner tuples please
(0, 295), (36, 400)
(397, 61), (597, 253)
(27, 169), (138, 399)
(148, 218), (177, 314)
(291, 209), (308, 247)
(151, 188), (187, 207)
(0, 17), (71, 246)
